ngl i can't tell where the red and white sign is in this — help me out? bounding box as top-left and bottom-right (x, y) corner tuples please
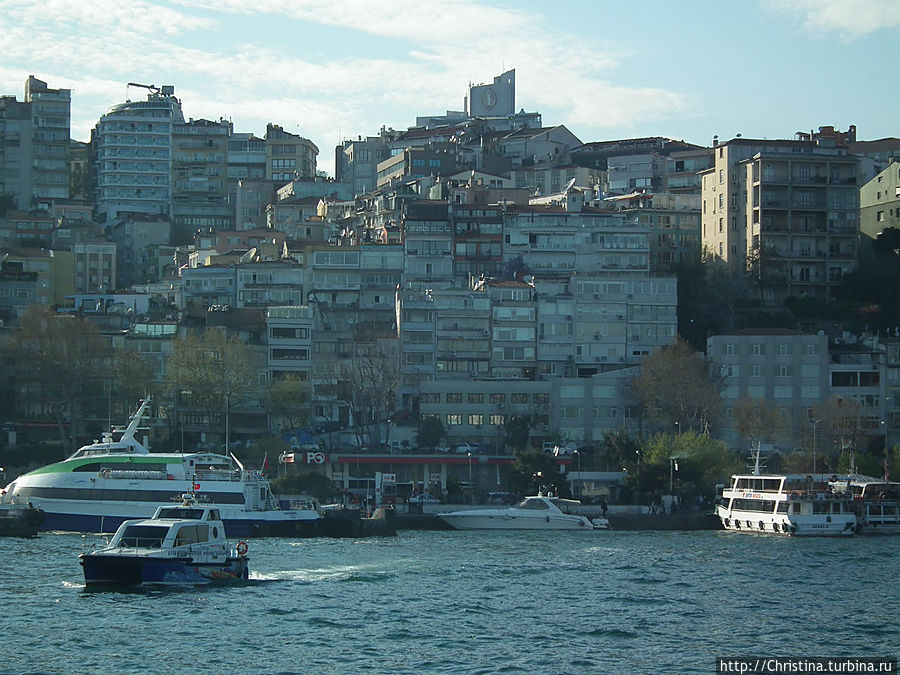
(305, 451), (326, 464)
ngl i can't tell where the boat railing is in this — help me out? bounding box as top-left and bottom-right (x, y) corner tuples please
(104, 469), (167, 480)
(194, 469), (242, 482)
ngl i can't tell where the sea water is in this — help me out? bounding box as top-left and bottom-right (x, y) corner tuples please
(0, 530), (897, 674)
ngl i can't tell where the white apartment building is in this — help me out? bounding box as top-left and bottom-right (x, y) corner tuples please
(93, 85), (184, 222)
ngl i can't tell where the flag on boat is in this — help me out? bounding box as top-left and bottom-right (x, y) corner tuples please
(261, 452), (269, 471)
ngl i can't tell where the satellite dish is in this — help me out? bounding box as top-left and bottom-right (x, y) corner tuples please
(563, 177), (576, 192)
(240, 247), (258, 263)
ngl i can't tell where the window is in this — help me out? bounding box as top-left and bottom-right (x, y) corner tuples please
(778, 364), (792, 377)
(877, 211), (885, 222)
(752, 343), (763, 356)
(468, 392), (484, 404)
(468, 414), (484, 426)
(751, 365), (761, 377)
(806, 343), (817, 356)
(446, 414), (462, 425)
(511, 393), (528, 404)
(489, 414), (505, 425)
(446, 393), (462, 403)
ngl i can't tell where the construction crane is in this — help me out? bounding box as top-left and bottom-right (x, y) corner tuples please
(125, 82), (174, 100)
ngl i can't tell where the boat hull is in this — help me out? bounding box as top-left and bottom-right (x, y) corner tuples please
(716, 507), (856, 537)
(80, 553), (249, 587)
(439, 511), (596, 530)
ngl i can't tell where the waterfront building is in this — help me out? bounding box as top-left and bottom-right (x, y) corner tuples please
(0, 76), (71, 210)
(708, 330), (830, 450)
(93, 84), (183, 222)
(700, 135), (860, 304)
(107, 214), (172, 287)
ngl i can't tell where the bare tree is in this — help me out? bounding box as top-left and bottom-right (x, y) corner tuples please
(629, 339), (723, 435)
(336, 336), (400, 448)
(165, 328), (259, 449)
(734, 397), (789, 448)
(7, 306), (110, 449)
(265, 374), (311, 432)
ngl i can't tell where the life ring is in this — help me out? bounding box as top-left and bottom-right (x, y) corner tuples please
(236, 541), (248, 556)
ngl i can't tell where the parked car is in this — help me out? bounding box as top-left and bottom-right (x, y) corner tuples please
(455, 442), (479, 454)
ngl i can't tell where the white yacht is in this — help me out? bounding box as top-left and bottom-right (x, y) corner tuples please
(438, 494), (609, 531)
(0, 399), (321, 537)
(716, 449), (856, 536)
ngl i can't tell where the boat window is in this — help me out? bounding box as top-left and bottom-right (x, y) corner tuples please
(516, 498), (549, 510)
(777, 503), (789, 513)
(157, 507), (204, 519)
(813, 503), (829, 514)
(174, 524), (209, 546)
(119, 525), (168, 548)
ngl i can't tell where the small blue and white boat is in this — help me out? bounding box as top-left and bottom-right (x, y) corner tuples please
(80, 493), (250, 587)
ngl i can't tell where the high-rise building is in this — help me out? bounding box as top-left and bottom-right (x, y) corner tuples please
(171, 118), (231, 241)
(93, 84), (184, 222)
(0, 76), (70, 209)
(700, 136), (859, 304)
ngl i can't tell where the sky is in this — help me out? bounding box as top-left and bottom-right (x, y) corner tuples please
(1, 0), (899, 176)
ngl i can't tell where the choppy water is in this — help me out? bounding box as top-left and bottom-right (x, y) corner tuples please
(0, 530), (897, 674)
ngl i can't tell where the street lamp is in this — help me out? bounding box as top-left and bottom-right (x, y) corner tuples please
(810, 418), (820, 474)
(573, 450), (581, 499)
(674, 421), (681, 436)
(669, 457), (679, 496)
(467, 451), (472, 503)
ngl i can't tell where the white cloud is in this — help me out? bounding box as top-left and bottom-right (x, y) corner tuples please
(764, 0), (900, 40)
(1, 0), (698, 174)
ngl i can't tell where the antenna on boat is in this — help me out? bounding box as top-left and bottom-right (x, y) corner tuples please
(230, 452), (245, 471)
(749, 440), (767, 476)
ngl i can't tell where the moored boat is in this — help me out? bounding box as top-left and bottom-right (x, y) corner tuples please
(716, 444), (856, 537)
(0, 399), (321, 537)
(829, 475), (900, 535)
(0, 503), (44, 537)
(80, 493), (249, 587)
(438, 494), (609, 530)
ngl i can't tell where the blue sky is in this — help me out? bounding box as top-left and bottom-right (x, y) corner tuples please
(1, 0), (898, 176)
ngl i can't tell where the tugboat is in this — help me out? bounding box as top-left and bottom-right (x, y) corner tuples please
(80, 493), (250, 587)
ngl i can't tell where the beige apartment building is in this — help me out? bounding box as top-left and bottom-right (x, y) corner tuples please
(701, 137), (859, 304)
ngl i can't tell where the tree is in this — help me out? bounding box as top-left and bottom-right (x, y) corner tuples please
(265, 375), (311, 432)
(814, 396), (866, 472)
(7, 306), (110, 449)
(733, 397), (789, 448)
(629, 339), (723, 435)
(336, 337), (400, 449)
(503, 414), (536, 453)
(642, 431), (740, 502)
(416, 416), (446, 450)
(165, 328), (258, 448)
(509, 450), (568, 497)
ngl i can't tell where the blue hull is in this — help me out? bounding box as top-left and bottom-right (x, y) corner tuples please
(81, 554), (249, 586)
(41, 511), (322, 538)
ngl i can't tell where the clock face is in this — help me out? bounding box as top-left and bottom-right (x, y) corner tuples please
(481, 88), (497, 110)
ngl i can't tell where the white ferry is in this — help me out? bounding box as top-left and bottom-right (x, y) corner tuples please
(0, 399), (321, 537)
(829, 475), (900, 535)
(716, 449), (856, 536)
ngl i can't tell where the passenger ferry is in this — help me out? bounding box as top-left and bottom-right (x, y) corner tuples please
(716, 448), (856, 537)
(830, 475), (900, 535)
(0, 399), (321, 537)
